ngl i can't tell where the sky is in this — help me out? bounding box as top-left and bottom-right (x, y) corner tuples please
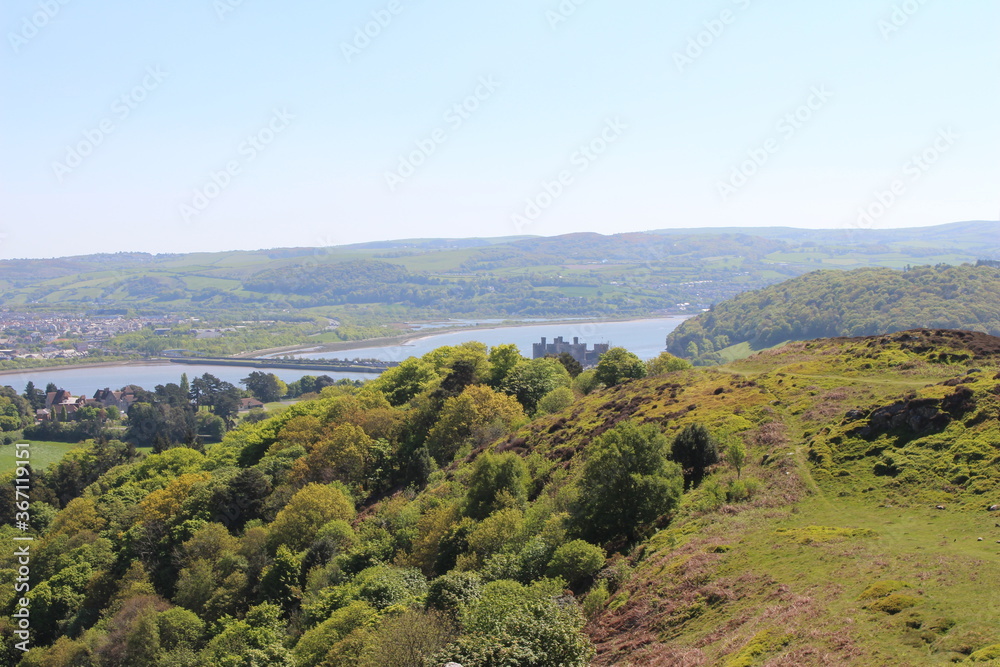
(1, 0), (997, 259)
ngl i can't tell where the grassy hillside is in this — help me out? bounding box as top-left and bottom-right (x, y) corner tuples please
(587, 329), (1000, 664)
(666, 263), (1000, 364)
(3, 330), (1000, 665)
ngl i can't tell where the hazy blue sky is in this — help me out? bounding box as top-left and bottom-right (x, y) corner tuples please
(2, 0), (997, 259)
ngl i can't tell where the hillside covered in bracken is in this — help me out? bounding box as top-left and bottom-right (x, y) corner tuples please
(2, 329), (1000, 665)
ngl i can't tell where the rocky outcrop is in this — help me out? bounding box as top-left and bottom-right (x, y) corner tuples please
(848, 387), (974, 439)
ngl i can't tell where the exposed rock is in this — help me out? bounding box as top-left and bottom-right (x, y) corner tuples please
(988, 505), (1000, 512)
(844, 409), (866, 421)
(848, 387), (975, 440)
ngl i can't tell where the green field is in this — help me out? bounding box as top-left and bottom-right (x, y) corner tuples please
(0, 440), (85, 473)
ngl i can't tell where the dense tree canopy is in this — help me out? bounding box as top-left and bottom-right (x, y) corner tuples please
(667, 264), (1000, 362)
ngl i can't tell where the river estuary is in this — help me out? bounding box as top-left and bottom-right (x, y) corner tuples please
(0, 317), (688, 396)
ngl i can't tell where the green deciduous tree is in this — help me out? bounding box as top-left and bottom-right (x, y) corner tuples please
(573, 420), (683, 544)
(645, 351), (693, 375)
(364, 609), (456, 667)
(241, 371), (286, 403)
(425, 385), (526, 465)
(501, 357), (572, 414)
(426, 571), (483, 618)
(727, 436), (747, 479)
(464, 451), (529, 520)
(434, 579), (594, 666)
(199, 603), (294, 667)
(671, 423), (720, 488)
(267, 483), (355, 552)
(367, 357), (438, 406)
(258, 545), (300, 612)
(293, 600), (377, 667)
(594, 347), (646, 387)
(487, 343), (526, 388)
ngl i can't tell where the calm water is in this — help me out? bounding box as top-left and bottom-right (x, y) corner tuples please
(0, 364), (373, 397)
(285, 317), (688, 363)
(0, 317), (687, 395)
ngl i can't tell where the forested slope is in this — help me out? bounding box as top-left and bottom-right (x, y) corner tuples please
(666, 263), (1000, 363)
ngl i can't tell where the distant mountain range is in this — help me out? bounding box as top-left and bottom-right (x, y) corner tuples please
(1, 220), (997, 321)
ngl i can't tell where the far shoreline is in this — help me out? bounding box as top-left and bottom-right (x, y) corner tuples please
(0, 314), (691, 379)
(0, 358), (175, 379)
(242, 314), (691, 359)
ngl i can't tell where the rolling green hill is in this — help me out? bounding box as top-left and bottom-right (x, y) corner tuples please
(666, 263), (1000, 364)
(4, 329), (1000, 665)
(1, 221), (998, 323)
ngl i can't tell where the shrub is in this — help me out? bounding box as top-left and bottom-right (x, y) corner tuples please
(546, 540), (606, 586)
(426, 571), (483, 617)
(724, 629), (793, 667)
(572, 370), (600, 395)
(867, 593), (921, 615)
(858, 580), (910, 601)
(645, 351), (692, 375)
(582, 580), (610, 619)
(536, 386), (575, 415)
(970, 643), (1000, 661)
(355, 565), (427, 611)
(725, 477), (761, 503)
(363, 609), (455, 667)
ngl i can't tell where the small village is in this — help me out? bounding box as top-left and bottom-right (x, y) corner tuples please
(0, 313), (174, 361)
(34, 386), (265, 423)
